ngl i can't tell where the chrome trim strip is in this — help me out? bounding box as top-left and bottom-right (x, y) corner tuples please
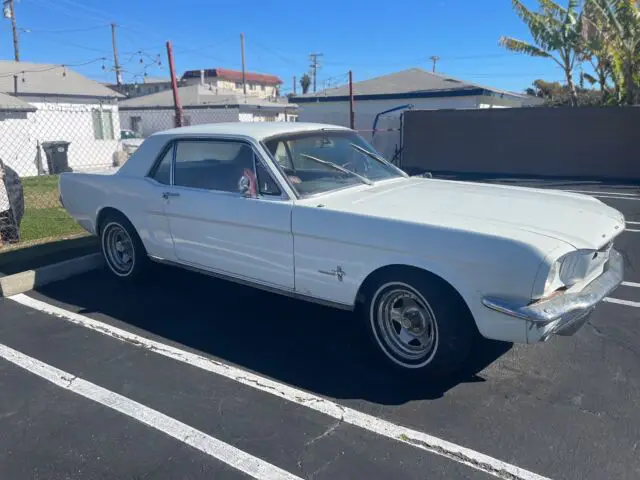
(147, 256), (354, 311)
(482, 249), (624, 324)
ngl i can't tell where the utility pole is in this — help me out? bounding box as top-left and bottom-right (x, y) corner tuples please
(240, 32), (247, 95)
(429, 55), (440, 73)
(293, 75), (296, 95)
(3, 0), (20, 61)
(348, 70), (355, 130)
(308, 52), (323, 93)
(166, 41), (183, 128)
(111, 23), (122, 85)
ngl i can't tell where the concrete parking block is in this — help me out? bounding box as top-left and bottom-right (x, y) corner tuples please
(0, 253), (103, 297)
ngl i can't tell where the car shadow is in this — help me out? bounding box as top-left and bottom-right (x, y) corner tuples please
(35, 264), (512, 404)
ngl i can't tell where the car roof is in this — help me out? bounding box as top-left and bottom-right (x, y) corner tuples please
(152, 122), (351, 140)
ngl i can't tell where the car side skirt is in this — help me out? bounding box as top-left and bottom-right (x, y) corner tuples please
(147, 255), (355, 312)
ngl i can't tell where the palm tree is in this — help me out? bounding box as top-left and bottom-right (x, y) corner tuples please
(300, 74), (311, 94)
(500, 0), (583, 106)
(584, 0), (640, 105)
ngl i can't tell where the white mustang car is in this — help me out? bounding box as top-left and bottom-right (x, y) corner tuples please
(59, 122), (625, 375)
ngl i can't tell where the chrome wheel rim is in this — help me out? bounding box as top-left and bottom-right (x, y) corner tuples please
(371, 283), (438, 367)
(103, 223), (134, 276)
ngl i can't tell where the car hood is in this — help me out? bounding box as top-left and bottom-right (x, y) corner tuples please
(309, 177), (625, 249)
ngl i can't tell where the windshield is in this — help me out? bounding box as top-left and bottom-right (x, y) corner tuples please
(263, 130), (405, 197)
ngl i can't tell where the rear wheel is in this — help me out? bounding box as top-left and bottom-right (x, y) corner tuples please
(362, 269), (475, 376)
(100, 212), (148, 281)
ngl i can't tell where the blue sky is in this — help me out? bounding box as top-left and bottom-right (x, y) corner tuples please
(0, 0), (569, 93)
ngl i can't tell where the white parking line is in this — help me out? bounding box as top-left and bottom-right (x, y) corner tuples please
(624, 229), (640, 233)
(622, 281), (640, 288)
(627, 221), (640, 225)
(563, 189), (640, 197)
(604, 297), (640, 308)
(9, 293), (551, 480)
(0, 343), (302, 480)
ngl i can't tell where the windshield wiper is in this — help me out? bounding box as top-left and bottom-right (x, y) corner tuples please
(350, 143), (408, 177)
(299, 153), (374, 186)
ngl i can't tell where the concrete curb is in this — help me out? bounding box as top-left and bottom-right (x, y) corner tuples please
(0, 253), (103, 297)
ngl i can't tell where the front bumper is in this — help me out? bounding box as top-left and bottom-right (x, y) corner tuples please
(482, 249), (624, 341)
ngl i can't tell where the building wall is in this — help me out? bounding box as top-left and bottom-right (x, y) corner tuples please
(295, 96), (482, 161)
(402, 107), (640, 179)
(296, 94), (529, 162)
(108, 82), (172, 98)
(182, 77), (278, 99)
(119, 107), (242, 138)
(0, 101), (120, 177)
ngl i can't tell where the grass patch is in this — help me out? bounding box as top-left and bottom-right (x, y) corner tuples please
(1, 174), (84, 246)
(19, 207), (84, 243)
(22, 174), (60, 209)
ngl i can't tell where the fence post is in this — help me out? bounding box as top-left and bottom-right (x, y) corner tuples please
(166, 41), (183, 128)
(348, 70), (355, 130)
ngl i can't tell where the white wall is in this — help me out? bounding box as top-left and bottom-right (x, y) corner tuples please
(119, 107), (291, 138)
(119, 107), (241, 138)
(182, 78), (278, 99)
(0, 101), (120, 177)
(295, 95), (506, 161)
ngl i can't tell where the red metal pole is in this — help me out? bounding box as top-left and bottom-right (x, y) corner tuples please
(166, 41), (183, 128)
(349, 70), (355, 130)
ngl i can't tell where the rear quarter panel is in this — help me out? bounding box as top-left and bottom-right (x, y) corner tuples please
(59, 172), (174, 259)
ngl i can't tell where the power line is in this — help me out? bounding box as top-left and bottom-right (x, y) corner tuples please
(248, 39), (304, 68)
(29, 0), (112, 24)
(23, 25), (108, 34)
(0, 56), (108, 78)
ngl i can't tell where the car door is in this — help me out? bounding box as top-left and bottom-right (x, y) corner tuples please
(161, 137), (295, 290)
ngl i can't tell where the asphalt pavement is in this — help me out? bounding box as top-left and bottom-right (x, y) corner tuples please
(1, 179), (639, 480)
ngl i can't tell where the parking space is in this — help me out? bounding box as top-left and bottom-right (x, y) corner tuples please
(1, 178), (639, 480)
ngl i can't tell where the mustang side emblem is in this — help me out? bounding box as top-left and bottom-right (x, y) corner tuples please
(318, 266), (345, 282)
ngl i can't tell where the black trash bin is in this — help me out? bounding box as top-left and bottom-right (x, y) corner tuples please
(41, 141), (72, 174)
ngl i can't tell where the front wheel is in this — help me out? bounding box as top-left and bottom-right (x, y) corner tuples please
(100, 212), (148, 281)
(362, 269), (475, 376)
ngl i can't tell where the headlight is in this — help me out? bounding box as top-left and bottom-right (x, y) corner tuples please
(558, 249), (596, 286)
(544, 259), (562, 294)
(543, 249), (598, 296)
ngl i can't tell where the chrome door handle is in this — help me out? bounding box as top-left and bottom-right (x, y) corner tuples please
(162, 191), (180, 199)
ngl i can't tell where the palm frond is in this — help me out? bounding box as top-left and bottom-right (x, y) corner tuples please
(583, 72), (598, 84)
(499, 36), (554, 57)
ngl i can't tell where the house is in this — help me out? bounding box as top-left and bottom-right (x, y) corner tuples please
(0, 60), (123, 177)
(290, 67), (543, 161)
(181, 68), (282, 99)
(118, 83), (297, 138)
(106, 76), (173, 99)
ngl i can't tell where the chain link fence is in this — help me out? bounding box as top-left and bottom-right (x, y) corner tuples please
(0, 102), (295, 250)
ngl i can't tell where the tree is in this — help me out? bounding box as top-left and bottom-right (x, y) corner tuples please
(581, 0), (615, 103)
(300, 74), (311, 94)
(525, 78), (603, 105)
(500, 0), (583, 106)
(584, 0), (640, 105)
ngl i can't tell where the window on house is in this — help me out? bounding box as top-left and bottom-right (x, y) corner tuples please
(249, 84), (256, 90)
(92, 109), (115, 140)
(130, 116), (142, 133)
(235, 82), (242, 89)
(260, 85), (265, 91)
(173, 115), (192, 127)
